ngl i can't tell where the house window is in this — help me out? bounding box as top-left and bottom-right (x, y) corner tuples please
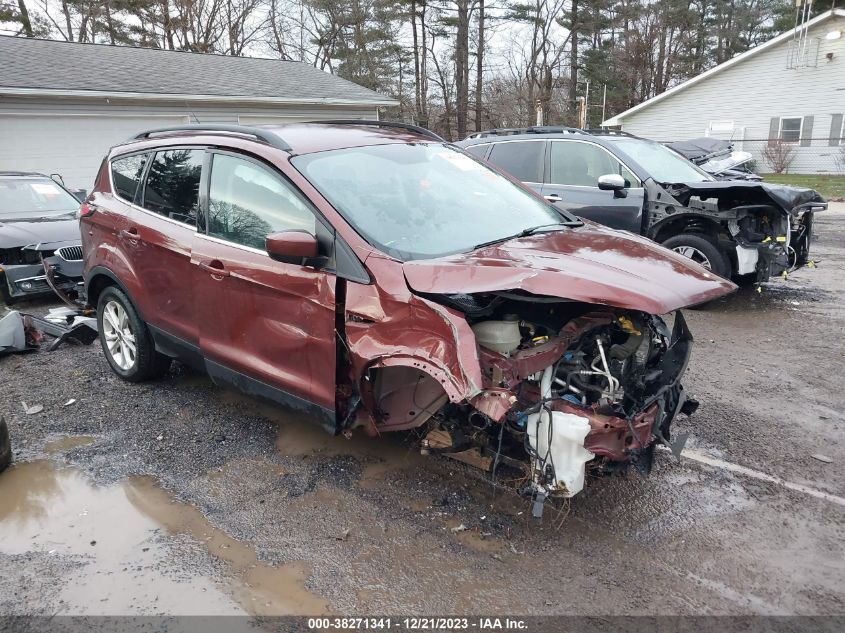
(778, 117), (803, 143)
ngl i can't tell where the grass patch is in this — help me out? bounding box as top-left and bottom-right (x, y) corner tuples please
(760, 174), (845, 200)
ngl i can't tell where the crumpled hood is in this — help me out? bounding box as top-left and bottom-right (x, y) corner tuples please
(403, 223), (737, 314)
(665, 180), (826, 214)
(0, 216), (81, 250)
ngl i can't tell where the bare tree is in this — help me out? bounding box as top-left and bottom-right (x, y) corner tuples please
(762, 141), (797, 174)
(474, 0), (483, 131)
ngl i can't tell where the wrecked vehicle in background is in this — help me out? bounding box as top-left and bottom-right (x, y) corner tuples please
(667, 137), (762, 182)
(0, 172), (84, 304)
(457, 128), (827, 282)
(80, 122), (735, 512)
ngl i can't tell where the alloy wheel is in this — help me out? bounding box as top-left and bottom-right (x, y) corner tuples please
(101, 300), (137, 371)
(671, 245), (713, 270)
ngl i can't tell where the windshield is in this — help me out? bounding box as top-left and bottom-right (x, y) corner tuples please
(0, 178), (80, 220)
(293, 143), (571, 261)
(608, 138), (713, 184)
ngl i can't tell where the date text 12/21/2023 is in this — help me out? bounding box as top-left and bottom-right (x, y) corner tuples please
(306, 617), (529, 630)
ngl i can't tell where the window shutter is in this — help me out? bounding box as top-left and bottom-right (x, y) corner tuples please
(800, 116), (813, 146)
(768, 118), (779, 142)
(830, 114), (844, 146)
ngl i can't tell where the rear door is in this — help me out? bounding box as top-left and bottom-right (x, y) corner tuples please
(484, 140), (546, 196)
(191, 151), (338, 429)
(123, 148), (204, 345)
(86, 153), (146, 288)
(541, 140), (645, 233)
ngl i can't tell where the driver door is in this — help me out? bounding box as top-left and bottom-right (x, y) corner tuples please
(191, 150), (337, 430)
(541, 140), (645, 233)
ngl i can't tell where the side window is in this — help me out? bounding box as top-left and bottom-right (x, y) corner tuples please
(111, 154), (149, 203)
(142, 149), (203, 226)
(486, 141), (544, 182)
(549, 142), (637, 187)
(463, 144), (490, 160)
(207, 153), (316, 251)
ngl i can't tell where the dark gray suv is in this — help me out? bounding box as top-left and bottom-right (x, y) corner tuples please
(457, 127), (826, 282)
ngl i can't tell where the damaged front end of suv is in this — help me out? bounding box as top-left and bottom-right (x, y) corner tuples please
(292, 138), (737, 515)
(648, 180), (826, 281)
(336, 229), (733, 516)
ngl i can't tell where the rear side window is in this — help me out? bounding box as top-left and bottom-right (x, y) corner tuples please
(111, 154), (149, 203)
(207, 153), (316, 250)
(463, 144), (490, 160)
(486, 141), (544, 182)
(142, 149), (204, 226)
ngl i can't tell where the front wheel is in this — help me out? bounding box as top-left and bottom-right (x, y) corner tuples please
(662, 233), (731, 279)
(97, 286), (170, 382)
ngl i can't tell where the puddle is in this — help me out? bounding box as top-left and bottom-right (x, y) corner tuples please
(217, 389), (426, 484)
(0, 460), (328, 616)
(43, 435), (97, 454)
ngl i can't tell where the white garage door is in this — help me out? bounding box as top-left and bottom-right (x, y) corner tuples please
(0, 114), (188, 192)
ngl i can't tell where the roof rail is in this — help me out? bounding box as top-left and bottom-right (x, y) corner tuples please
(307, 119), (445, 142)
(467, 126), (587, 139)
(132, 125), (292, 152)
(585, 129), (637, 138)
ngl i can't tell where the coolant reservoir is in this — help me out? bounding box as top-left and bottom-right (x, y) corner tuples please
(472, 320), (522, 355)
(526, 410), (594, 497)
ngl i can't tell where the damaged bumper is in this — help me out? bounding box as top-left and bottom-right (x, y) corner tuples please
(1, 244), (83, 301)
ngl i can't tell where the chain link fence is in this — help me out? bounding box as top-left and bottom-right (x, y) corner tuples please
(657, 137), (845, 176)
(732, 138), (845, 176)
(657, 137), (845, 199)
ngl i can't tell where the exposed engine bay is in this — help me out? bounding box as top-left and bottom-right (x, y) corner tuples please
(360, 291), (695, 516)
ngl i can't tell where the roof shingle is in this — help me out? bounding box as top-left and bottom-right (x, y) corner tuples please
(0, 36), (395, 105)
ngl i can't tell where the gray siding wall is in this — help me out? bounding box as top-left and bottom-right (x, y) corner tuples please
(618, 15), (845, 175)
(0, 96), (377, 189)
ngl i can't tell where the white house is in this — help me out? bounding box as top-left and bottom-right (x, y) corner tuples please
(602, 9), (845, 175)
(0, 36), (397, 190)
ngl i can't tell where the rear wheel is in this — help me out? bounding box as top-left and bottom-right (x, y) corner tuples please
(662, 233), (731, 279)
(97, 286), (170, 382)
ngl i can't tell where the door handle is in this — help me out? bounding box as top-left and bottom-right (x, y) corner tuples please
(119, 227), (139, 240)
(198, 259), (230, 277)
(544, 194), (563, 203)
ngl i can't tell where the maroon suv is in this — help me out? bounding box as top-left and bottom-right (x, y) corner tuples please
(81, 121), (734, 512)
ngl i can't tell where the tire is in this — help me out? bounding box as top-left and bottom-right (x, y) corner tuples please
(97, 285), (171, 382)
(662, 233), (731, 279)
(0, 416), (11, 474)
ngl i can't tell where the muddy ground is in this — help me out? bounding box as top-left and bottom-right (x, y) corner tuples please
(1, 206), (844, 621)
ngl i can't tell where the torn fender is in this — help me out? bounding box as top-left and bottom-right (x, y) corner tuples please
(343, 256), (483, 407)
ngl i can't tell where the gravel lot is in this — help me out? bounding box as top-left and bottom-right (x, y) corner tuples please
(1, 205), (844, 620)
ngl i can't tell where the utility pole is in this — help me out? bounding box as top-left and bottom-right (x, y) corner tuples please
(601, 84), (607, 127)
(583, 80), (590, 128)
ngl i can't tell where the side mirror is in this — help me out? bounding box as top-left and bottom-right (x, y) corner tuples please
(597, 173), (628, 198)
(265, 230), (322, 266)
